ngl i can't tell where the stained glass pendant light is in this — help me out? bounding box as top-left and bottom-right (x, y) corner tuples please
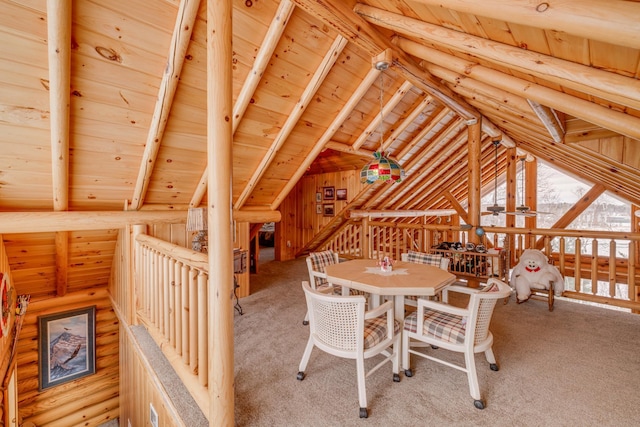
(360, 60), (405, 184)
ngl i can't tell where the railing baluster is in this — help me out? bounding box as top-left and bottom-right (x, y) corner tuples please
(181, 263), (189, 364)
(609, 240), (617, 298)
(591, 239), (598, 295)
(189, 267), (198, 374)
(575, 238), (582, 292)
(198, 272), (208, 387)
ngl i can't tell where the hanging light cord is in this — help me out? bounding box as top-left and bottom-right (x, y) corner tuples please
(378, 70), (384, 153)
(493, 141), (499, 205)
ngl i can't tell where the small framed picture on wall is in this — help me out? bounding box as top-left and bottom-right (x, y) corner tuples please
(336, 188), (347, 201)
(323, 203), (335, 217)
(316, 192), (322, 203)
(316, 204), (322, 214)
(323, 186), (335, 200)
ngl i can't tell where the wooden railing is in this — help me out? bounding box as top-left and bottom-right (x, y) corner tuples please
(322, 219), (640, 311)
(134, 233), (210, 415)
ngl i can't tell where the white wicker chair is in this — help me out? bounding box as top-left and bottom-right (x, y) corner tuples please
(297, 281), (401, 418)
(402, 278), (512, 409)
(303, 250), (366, 325)
(401, 251), (451, 307)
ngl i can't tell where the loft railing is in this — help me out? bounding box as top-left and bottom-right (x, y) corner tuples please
(322, 219), (640, 311)
(134, 233), (210, 416)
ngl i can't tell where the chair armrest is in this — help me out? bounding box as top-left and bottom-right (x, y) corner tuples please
(416, 298), (469, 318)
(441, 284), (479, 303)
(364, 300), (394, 320)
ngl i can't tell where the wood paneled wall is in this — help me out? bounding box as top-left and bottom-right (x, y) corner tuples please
(17, 288), (119, 426)
(119, 326), (184, 427)
(0, 236), (16, 426)
(278, 170), (366, 260)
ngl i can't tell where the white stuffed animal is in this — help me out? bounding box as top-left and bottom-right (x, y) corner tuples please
(511, 249), (564, 303)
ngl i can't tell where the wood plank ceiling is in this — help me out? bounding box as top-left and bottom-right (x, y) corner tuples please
(1, 0), (639, 297)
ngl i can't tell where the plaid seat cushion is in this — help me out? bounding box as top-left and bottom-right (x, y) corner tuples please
(364, 317), (401, 349)
(404, 309), (466, 344)
(406, 250), (443, 267)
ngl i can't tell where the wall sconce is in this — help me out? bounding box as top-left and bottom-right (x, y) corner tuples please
(186, 207), (208, 253)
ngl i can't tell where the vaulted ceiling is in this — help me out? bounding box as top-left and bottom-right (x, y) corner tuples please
(1, 0), (639, 297)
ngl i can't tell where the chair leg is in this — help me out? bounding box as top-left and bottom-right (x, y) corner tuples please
(297, 338), (315, 380)
(464, 351), (484, 409)
(484, 347), (499, 371)
(356, 358), (368, 418)
(302, 310), (309, 325)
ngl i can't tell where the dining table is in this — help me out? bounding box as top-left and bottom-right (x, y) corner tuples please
(324, 258), (457, 322)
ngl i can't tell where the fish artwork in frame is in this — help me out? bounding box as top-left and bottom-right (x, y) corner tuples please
(38, 306), (96, 390)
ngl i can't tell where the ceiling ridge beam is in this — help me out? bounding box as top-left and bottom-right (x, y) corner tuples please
(406, 0), (640, 50)
(191, 0), (294, 208)
(356, 4), (640, 111)
(234, 34), (348, 209)
(395, 37), (640, 141)
(290, 0), (480, 124)
(130, 0), (201, 210)
(270, 67), (381, 210)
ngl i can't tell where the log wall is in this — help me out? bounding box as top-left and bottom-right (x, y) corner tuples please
(17, 288), (119, 426)
(0, 236), (16, 426)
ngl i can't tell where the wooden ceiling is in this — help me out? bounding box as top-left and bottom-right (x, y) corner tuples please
(1, 0), (639, 297)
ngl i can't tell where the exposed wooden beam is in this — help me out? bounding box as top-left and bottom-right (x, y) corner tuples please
(467, 121), (482, 243)
(348, 209), (457, 218)
(407, 0), (640, 50)
(234, 35), (348, 209)
(130, 0), (201, 210)
(564, 119), (620, 143)
(324, 141), (374, 157)
(352, 80), (413, 151)
(207, 0), (234, 423)
(535, 183), (607, 249)
(443, 191), (469, 223)
(0, 210), (280, 234)
(382, 95), (434, 152)
(355, 4), (640, 111)
(395, 37), (640, 141)
(55, 231), (68, 297)
(290, 0), (480, 124)
(527, 100), (565, 143)
(192, 0), (294, 208)
(47, 0), (71, 211)
(524, 159), (537, 230)
(270, 67), (381, 210)
(47, 0), (71, 299)
(395, 107), (450, 161)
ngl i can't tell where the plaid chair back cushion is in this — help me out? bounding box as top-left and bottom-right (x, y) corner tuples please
(308, 250), (337, 287)
(406, 250), (443, 267)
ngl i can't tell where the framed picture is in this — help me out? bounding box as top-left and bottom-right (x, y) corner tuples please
(38, 306), (96, 390)
(323, 203), (335, 217)
(316, 204), (322, 214)
(315, 192), (322, 203)
(336, 188), (347, 201)
(323, 186), (335, 200)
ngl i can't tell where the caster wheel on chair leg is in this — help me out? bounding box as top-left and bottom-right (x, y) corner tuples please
(404, 369), (413, 377)
(302, 320), (309, 326)
(393, 373), (400, 382)
(489, 363), (498, 371)
(474, 399), (485, 410)
(359, 408), (368, 418)
(296, 371), (305, 381)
